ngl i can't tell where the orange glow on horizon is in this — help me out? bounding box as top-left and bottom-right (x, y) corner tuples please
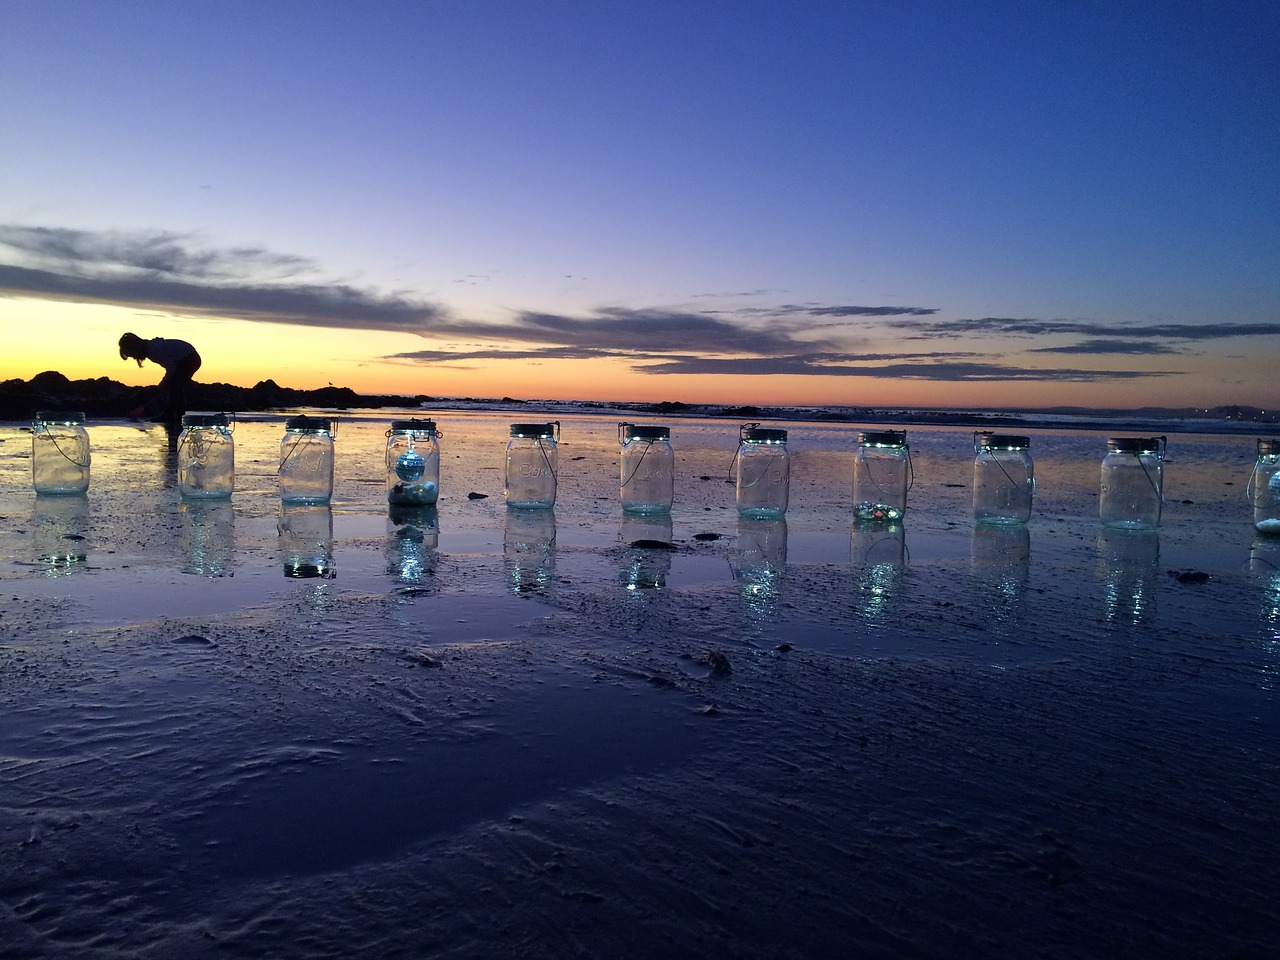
(1, 298), (1276, 412)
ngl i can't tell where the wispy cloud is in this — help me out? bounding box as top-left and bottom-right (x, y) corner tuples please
(1030, 339), (1182, 356)
(635, 356), (1171, 381)
(801, 305), (940, 317)
(0, 225), (313, 282)
(895, 315), (1280, 342)
(0, 225), (448, 332)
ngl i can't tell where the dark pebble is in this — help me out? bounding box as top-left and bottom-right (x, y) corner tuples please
(629, 539), (676, 550)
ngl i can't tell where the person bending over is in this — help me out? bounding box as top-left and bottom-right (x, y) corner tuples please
(119, 333), (202, 429)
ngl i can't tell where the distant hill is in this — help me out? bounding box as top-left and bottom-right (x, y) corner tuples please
(0, 371), (425, 421)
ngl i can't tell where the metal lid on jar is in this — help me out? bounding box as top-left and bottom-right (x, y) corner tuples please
(741, 425), (788, 443)
(976, 432), (1029, 450)
(389, 418), (437, 435)
(182, 412), (230, 429)
(858, 429), (907, 447)
(34, 410), (85, 425)
(1106, 436), (1163, 454)
(622, 423), (670, 441)
(510, 422), (557, 439)
(1258, 438), (1280, 457)
(285, 415), (335, 434)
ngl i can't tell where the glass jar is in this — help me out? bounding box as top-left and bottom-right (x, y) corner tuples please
(386, 418), (441, 506)
(505, 422), (559, 508)
(619, 422), (674, 513)
(1247, 438), (1280, 535)
(177, 413), (234, 499)
(853, 430), (910, 523)
(1099, 436), (1166, 530)
(972, 432), (1033, 524)
(32, 410), (91, 495)
(735, 424), (789, 517)
(279, 416), (336, 503)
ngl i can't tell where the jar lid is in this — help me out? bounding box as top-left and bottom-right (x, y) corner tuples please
(1258, 438), (1280, 456)
(741, 426), (787, 443)
(622, 424), (670, 441)
(510, 422), (557, 439)
(858, 429), (906, 447)
(285, 415), (334, 434)
(1106, 436), (1163, 454)
(389, 418), (437, 434)
(182, 412), (229, 428)
(34, 410), (85, 425)
(977, 432), (1029, 450)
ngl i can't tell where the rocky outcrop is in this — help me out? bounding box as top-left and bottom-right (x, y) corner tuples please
(0, 372), (425, 421)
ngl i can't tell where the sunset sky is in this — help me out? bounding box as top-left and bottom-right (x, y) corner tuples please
(2, 1), (1277, 410)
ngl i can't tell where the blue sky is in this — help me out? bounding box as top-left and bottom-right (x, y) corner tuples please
(2, 1), (1277, 409)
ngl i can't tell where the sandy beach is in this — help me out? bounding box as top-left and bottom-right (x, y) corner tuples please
(1, 410), (1277, 958)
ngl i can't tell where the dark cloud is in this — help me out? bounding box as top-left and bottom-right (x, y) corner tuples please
(802, 305), (939, 317)
(0, 225), (312, 282)
(896, 315), (1280, 342)
(482, 308), (826, 355)
(391, 345), (638, 363)
(0, 226), (448, 332)
(634, 355), (1173, 381)
(0, 264), (448, 332)
(1030, 339), (1183, 356)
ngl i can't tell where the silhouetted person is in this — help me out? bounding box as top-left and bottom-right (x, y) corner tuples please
(119, 333), (202, 430)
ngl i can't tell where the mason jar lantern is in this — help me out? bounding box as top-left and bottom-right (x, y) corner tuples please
(972, 432), (1034, 524)
(853, 430), (910, 523)
(386, 418), (441, 506)
(177, 413), (234, 500)
(279, 415), (336, 503)
(735, 424), (789, 517)
(505, 422), (559, 509)
(619, 422), (674, 514)
(1100, 436), (1166, 530)
(1247, 438), (1280, 535)
(32, 410), (91, 495)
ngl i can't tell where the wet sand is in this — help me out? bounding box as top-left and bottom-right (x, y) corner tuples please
(1, 412), (1277, 958)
